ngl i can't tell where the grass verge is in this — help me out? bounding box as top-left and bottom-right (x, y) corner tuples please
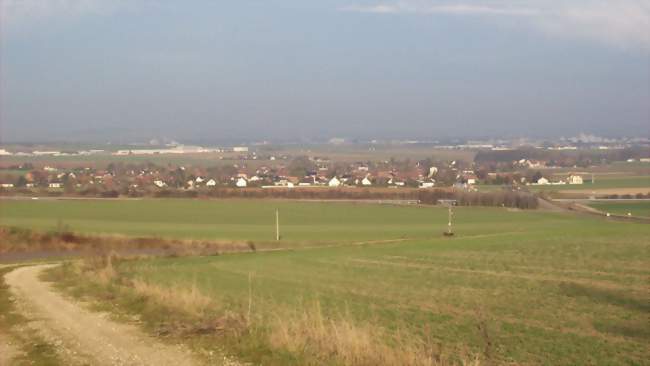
(44, 256), (482, 366)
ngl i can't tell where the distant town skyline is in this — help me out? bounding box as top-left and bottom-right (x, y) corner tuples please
(1, 1), (648, 143)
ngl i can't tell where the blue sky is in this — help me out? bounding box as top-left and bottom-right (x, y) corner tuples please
(1, 0), (648, 142)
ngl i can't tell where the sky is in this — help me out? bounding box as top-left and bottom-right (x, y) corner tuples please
(1, 0), (649, 143)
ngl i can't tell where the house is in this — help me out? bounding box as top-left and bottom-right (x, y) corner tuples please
(236, 177), (248, 188)
(453, 182), (477, 191)
(299, 176), (315, 186)
(361, 176), (372, 186)
(195, 176), (205, 184)
(274, 179), (294, 188)
(385, 175), (405, 186)
(315, 175), (329, 185)
(517, 159), (545, 168)
(1, 183), (14, 188)
(536, 177), (549, 185)
(428, 167), (438, 177)
(464, 174), (478, 185)
(153, 180), (167, 188)
(206, 179), (217, 187)
(567, 174), (583, 185)
(328, 177), (341, 187)
(419, 181), (435, 189)
(49, 182), (62, 188)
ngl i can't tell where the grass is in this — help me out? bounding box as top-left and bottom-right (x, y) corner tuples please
(587, 201), (650, 218)
(32, 200), (650, 365)
(1, 199), (543, 243)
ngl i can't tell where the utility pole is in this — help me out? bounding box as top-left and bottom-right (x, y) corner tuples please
(275, 208), (280, 241)
(438, 199), (456, 236)
(447, 205), (453, 235)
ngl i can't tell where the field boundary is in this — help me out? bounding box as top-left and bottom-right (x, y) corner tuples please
(565, 202), (650, 223)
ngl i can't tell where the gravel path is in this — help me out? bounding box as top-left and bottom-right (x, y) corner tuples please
(5, 264), (201, 366)
(0, 333), (20, 365)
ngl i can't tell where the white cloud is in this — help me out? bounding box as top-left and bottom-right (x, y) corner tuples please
(426, 5), (538, 16)
(535, 1), (650, 49)
(341, 1), (650, 49)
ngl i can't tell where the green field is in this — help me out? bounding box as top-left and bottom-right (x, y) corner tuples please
(529, 175), (650, 191)
(3, 199), (649, 365)
(0, 199), (548, 243)
(588, 201), (650, 218)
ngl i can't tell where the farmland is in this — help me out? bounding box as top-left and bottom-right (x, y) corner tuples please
(528, 175), (650, 191)
(587, 201), (650, 218)
(3, 199), (647, 365)
(1, 198), (539, 243)
(0, 145), (476, 170)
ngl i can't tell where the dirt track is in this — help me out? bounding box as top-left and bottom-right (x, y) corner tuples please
(5, 264), (200, 366)
(0, 333), (19, 365)
(559, 187), (650, 195)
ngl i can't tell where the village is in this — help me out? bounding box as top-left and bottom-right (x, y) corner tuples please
(1, 141), (649, 200)
(0, 154), (596, 193)
(1, 135), (648, 194)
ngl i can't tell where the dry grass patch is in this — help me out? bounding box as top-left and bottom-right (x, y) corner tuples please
(82, 254), (118, 284)
(269, 301), (480, 366)
(0, 225), (255, 259)
(131, 279), (215, 317)
(77, 253), (216, 317)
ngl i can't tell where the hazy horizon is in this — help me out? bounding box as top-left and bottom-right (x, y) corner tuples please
(1, 1), (649, 143)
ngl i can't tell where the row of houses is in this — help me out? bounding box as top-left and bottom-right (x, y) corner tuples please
(530, 174), (584, 186)
(0, 166), (467, 190)
(141, 166), (453, 189)
(1, 182), (63, 189)
(179, 174), (427, 189)
(0, 157), (479, 191)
